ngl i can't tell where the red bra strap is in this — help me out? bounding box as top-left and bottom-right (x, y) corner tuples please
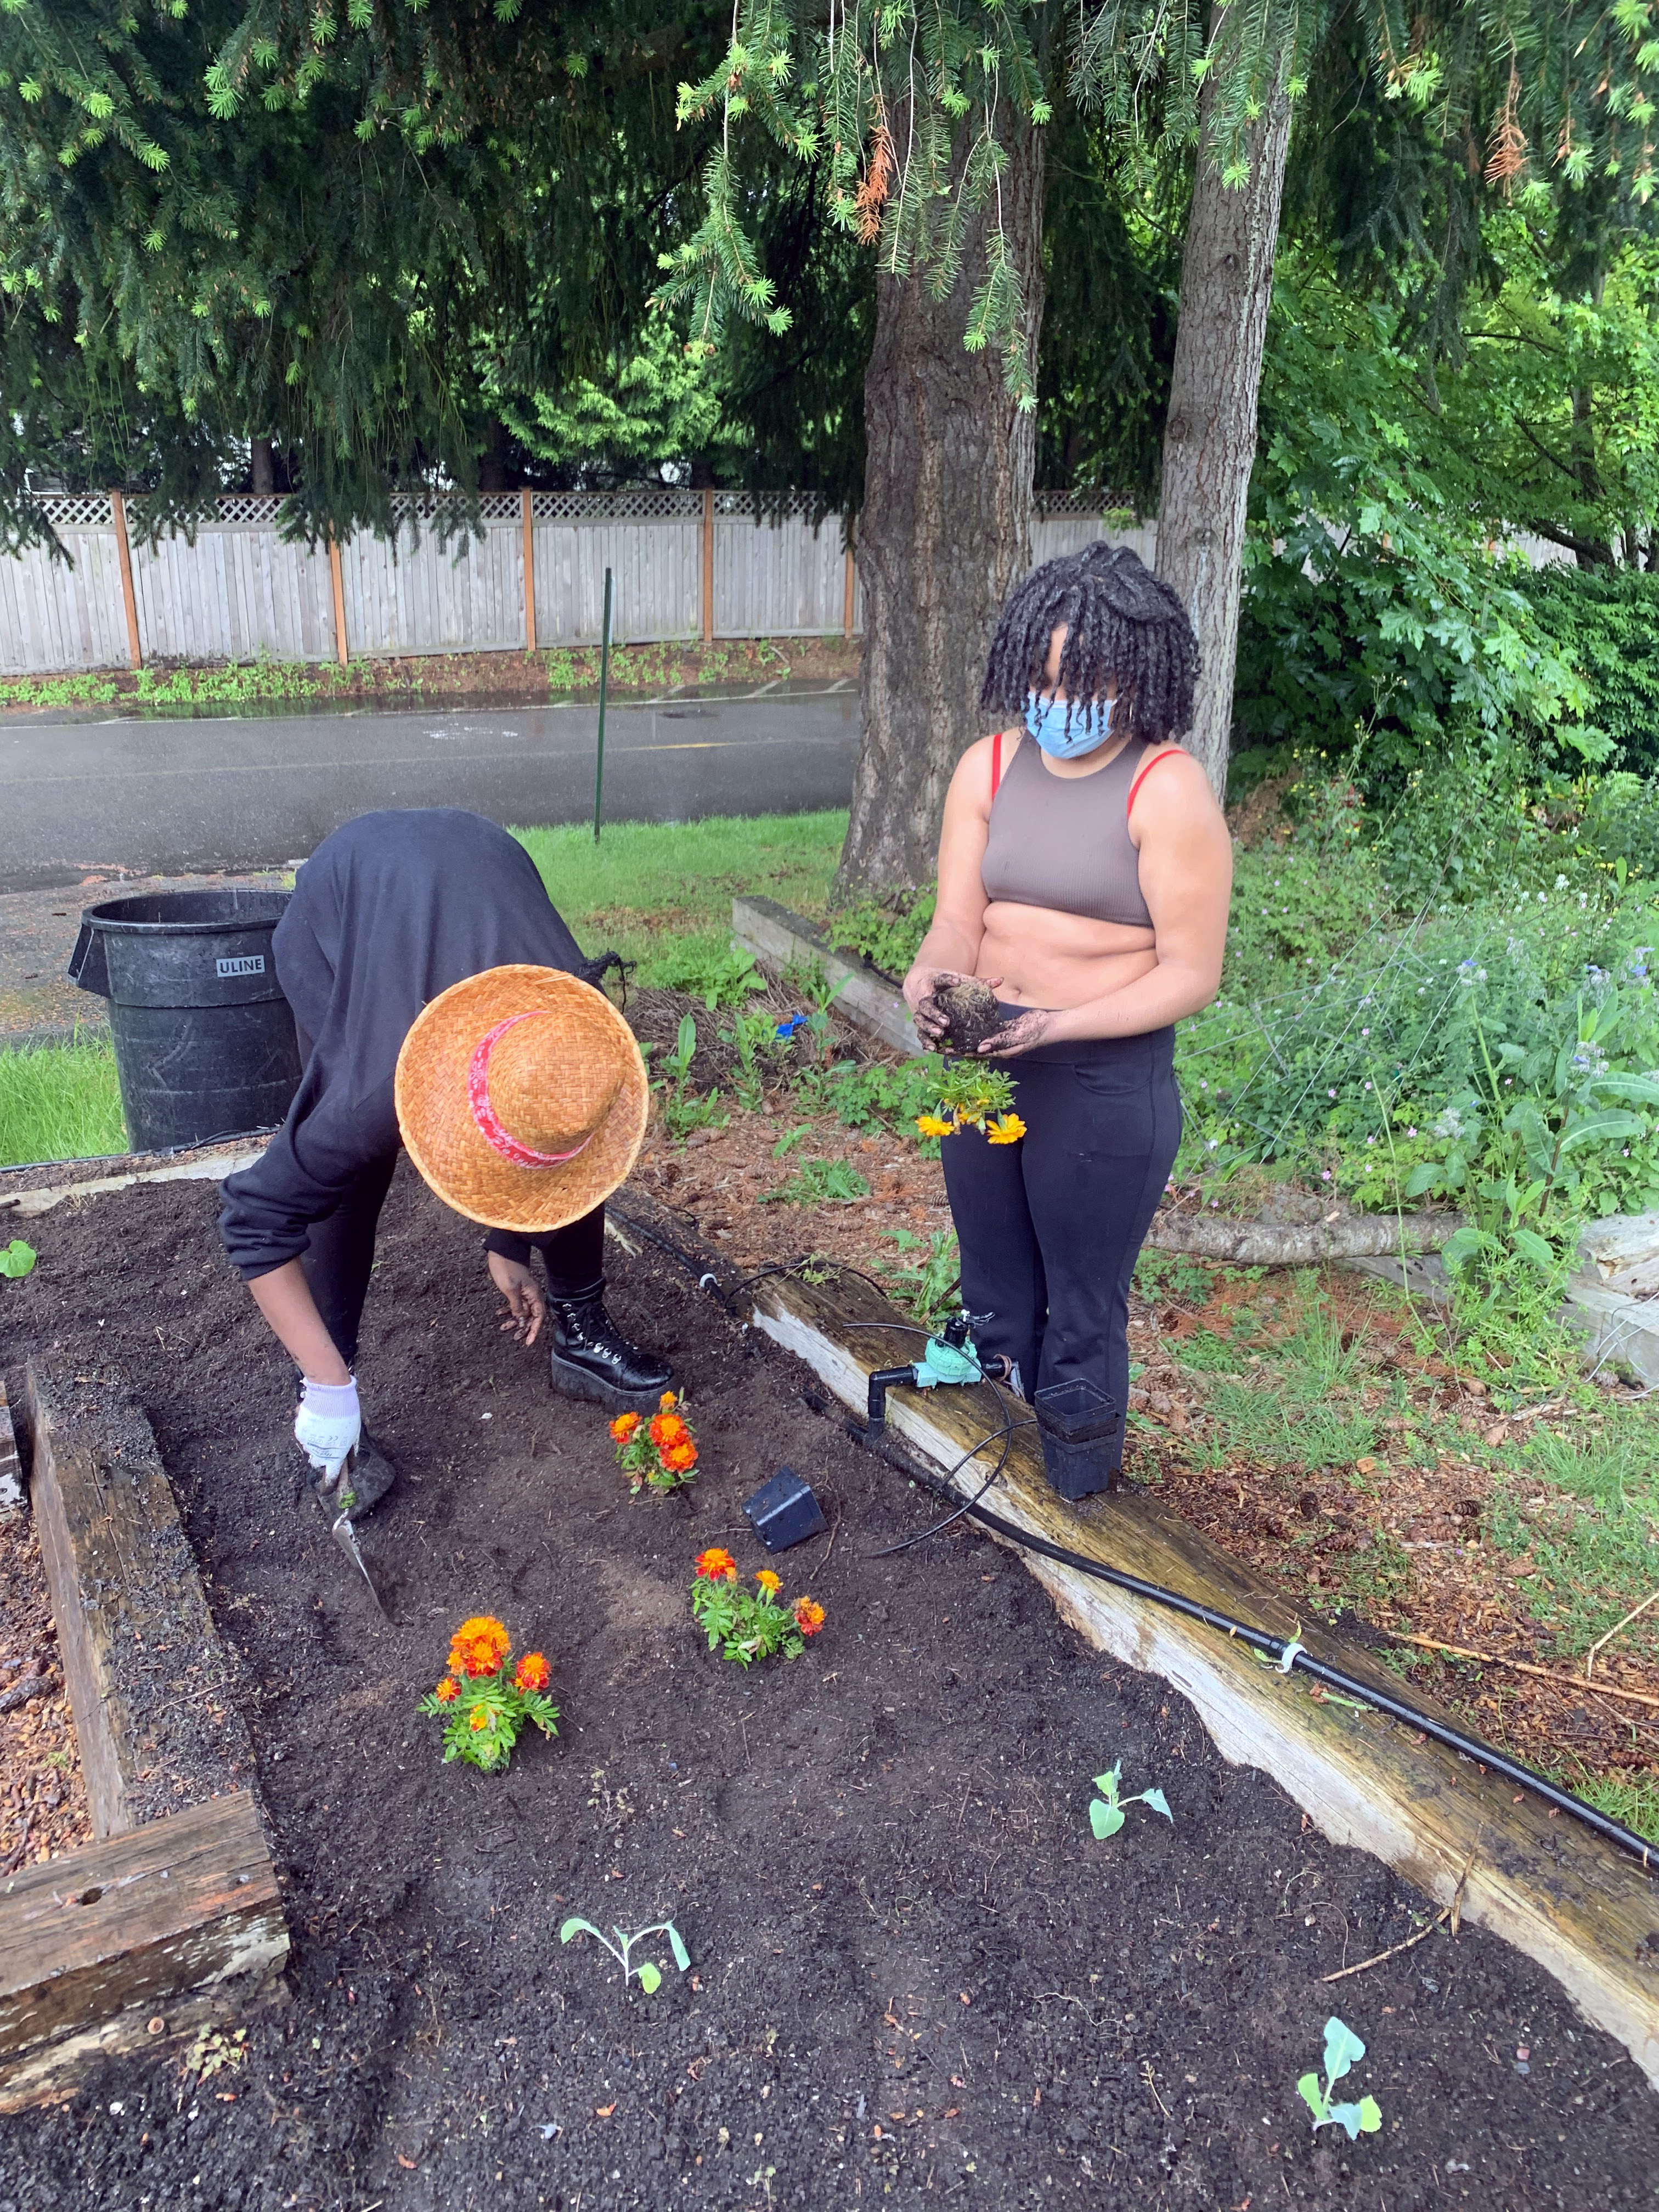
(1126, 746), (1183, 816)
(991, 729), (1003, 799)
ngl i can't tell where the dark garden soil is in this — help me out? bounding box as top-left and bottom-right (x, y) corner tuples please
(1, 1167), (1657, 2210)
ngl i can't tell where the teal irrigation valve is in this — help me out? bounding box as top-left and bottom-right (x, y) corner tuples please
(865, 1312), (1006, 1433)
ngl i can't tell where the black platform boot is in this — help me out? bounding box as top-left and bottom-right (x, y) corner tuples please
(547, 1288), (674, 1413)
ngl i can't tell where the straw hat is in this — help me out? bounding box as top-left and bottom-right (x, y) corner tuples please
(395, 966), (647, 1232)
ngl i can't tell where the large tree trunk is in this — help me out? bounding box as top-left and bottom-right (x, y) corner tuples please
(1155, 71), (1293, 799)
(250, 437), (275, 496)
(836, 120), (1045, 898)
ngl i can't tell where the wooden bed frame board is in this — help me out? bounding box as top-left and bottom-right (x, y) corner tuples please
(739, 1259), (1659, 2089)
(0, 1363), (287, 2106)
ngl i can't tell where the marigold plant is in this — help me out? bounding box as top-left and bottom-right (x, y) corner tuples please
(690, 1561), (827, 1668)
(612, 1390), (700, 1496)
(916, 1064), (1021, 1141)
(419, 1617), (559, 1775)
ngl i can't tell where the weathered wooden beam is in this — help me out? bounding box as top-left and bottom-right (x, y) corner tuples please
(22, 1362), (258, 1841)
(0, 1790), (286, 2110)
(0, 1142), (268, 1223)
(731, 896), (921, 1056)
(744, 1261), (1659, 2087)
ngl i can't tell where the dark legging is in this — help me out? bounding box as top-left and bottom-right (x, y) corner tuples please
(940, 1020), (1181, 1469)
(301, 1153), (606, 1372)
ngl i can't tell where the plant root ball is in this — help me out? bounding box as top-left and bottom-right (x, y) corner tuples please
(932, 979), (1004, 1055)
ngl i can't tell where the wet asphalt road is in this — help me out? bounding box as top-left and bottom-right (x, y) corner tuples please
(0, 682), (859, 892)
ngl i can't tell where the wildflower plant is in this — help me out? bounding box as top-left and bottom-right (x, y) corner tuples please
(917, 1062), (1023, 1144)
(690, 1550), (826, 1666)
(1087, 1762), (1173, 1840)
(611, 1391), (699, 1495)
(417, 1615), (558, 1774)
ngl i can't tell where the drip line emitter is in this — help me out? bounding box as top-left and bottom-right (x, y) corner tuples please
(608, 1208), (1655, 1872)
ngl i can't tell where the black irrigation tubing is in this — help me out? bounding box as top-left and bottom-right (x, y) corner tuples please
(610, 1212), (1657, 1871)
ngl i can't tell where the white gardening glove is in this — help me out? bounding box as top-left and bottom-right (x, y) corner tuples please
(295, 1376), (361, 1488)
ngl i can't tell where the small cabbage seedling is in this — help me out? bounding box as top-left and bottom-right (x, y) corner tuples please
(560, 1915), (690, 1996)
(1297, 2017), (1382, 2141)
(1088, 1762), (1172, 1840)
(0, 1240), (37, 1280)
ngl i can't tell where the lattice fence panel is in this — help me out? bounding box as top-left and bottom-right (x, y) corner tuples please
(32, 493), (115, 531)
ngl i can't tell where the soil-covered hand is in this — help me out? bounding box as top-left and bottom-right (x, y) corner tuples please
(488, 1253), (546, 1346)
(978, 1006), (1055, 1059)
(902, 966), (1002, 1047)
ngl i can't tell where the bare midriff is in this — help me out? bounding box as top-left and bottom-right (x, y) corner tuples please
(977, 900), (1158, 1011)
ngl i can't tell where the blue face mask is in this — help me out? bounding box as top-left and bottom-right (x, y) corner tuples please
(1024, 690), (1114, 759)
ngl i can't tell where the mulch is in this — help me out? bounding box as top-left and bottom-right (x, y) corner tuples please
(0, 1511), (91, 1871)
(0, 1158), (1656, 2207)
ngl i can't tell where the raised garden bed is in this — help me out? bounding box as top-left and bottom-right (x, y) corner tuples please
(0, 1159), (1656, 2202)
(0, 1367), (286, 2109)
(1, 1381), (91, 1875)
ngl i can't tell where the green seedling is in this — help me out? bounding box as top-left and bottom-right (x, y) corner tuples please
(762, 1156), (870, 1205)
(183, 2025), (247, 2087)
(559, 1916), (690, 1996)
(771, 1122), (811, 1158)
(653, 1013), (727, 1142)
(1297, 2017), (1383, 2141)
(1088, 1761), (1172, 1839)
(0, 1240), (37, 1279)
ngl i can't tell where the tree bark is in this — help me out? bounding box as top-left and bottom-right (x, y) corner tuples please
(836, 118), (1045, 898)
(250, 437), (275, 496)
(1155, 70), (1293, 800)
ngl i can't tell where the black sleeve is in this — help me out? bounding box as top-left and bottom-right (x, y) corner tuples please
(218, 1076), (400, 1280)
(483, 1228), (533, 1265)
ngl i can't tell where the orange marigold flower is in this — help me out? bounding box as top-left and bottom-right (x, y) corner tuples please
(434, 1677), (460, 1703)
(755, 1569), (781, 1594)
(469, 1707), (490, 1732)
(611, 1412), (642, 1441)
(985, 1111), (1026, 1146)
(649, 1411), (688, 1448)
(660, 1390), (679, 1411)
(916, 1113), (956, 1139)
(514, 1652), (551, 1693)
(661, 1438), (698, 1474)
(448, 1615), (511, 1679)
(793, 1597), (827, 1637)
(695, 1546), (737, 1581)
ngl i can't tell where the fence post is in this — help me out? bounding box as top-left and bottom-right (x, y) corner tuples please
(843, 539), (856, 640)
(328, 534), (349, 667)
(522, 488), (537, 656)
(701, 487), (714, 645)
(594, 566), (613, 843)
(108, 492), (142, 671)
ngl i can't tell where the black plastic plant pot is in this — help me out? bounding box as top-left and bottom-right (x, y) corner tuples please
(742, 1467), (828, 1553)
(1032, 1378), (1124, 1502)
(69, 888), (301, 1153)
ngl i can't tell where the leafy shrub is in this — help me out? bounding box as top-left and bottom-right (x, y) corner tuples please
(1520, 566), (1659, 777)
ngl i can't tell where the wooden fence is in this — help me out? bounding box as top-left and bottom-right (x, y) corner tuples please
(0, 488), (1150, 677)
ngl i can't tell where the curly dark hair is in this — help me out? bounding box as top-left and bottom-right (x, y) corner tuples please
(980, 541), (1200, 743)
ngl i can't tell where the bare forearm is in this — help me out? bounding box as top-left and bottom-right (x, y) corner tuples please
(911, 916), (983, 980)
(247, 1259), (351, 1383)
(1043, 960), (1220, 1043)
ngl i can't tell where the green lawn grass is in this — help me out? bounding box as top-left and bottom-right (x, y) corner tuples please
(512, 810), (845, 983)
(0, 1037), (127, 1168)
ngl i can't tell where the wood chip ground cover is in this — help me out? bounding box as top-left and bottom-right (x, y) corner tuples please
(1, 1159), (1656, 2207)
(0, 1513), (89, 1871)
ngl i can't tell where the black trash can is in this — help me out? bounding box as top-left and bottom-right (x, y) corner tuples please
(1032, 1378), (1124, 1502)
(68, 889), (302, 1153)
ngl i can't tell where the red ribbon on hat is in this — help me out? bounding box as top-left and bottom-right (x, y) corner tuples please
(467, 1013), (594, 1169)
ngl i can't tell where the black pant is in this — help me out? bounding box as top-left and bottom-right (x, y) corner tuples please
(301, 1151), (606, 1372)
(940, 1022), (1181, 1469)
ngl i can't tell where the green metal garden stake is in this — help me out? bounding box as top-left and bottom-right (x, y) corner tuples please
(594, 565), (613, 842)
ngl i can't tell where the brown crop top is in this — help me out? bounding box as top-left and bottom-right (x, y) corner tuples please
(979, 729), (1180, 929)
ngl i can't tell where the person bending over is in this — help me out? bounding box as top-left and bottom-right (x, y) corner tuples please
(219, 808), (670, 1515)
(901, 543), (1232, 1480)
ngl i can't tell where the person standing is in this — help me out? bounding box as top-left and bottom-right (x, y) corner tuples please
(902, 543), (1233, 1481)
(219, 808), (671, 1516)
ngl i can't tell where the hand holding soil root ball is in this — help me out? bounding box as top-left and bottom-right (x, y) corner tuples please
(901, 544), (1234, 1491)
(218, 808), (672, 1520)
